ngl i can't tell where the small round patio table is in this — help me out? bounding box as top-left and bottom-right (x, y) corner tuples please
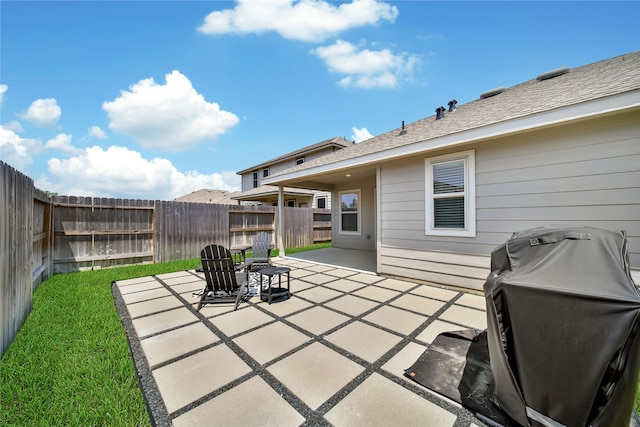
(258, 266), (291, 304)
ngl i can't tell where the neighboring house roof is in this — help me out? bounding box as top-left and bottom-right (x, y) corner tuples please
(174, 189), (239, 204)
(236, 136), (354, 175)
(230, 185), (314, 202)
(265, 51), (640, 185)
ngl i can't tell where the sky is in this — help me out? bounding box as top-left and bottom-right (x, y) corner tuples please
(1, 1), (638, 201)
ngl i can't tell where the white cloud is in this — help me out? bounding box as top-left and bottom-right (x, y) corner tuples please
(0, 125), (43, 171)
(42, 145), (240, 199)
(44, 133), (81, 155)
(198, 0), (398, 42)
(3, 120), (24, 133)
(312, 39), (420, 88)
(103, 70), (239, 151)
(88, 126), (107, 139)
(19, 98), (61, 127)
(0, 84), (7, 104)
(351, 127), (373, 142)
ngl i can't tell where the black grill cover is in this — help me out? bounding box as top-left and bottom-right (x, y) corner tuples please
(484, 225), (640, 427)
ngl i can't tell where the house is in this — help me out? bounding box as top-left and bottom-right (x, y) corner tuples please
(174, 189), (239, 204)
(232, 136), (354, 208)
(264, 51), (640, 290)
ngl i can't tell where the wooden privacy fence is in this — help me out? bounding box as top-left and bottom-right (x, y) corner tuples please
(1, 161), (331, 355)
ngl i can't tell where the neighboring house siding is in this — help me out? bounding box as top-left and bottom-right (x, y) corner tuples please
(313, 192), (332, 209)
(240, 147), (342, 192)
(332, 177), (376, 251)
(379, 110), (640, 290)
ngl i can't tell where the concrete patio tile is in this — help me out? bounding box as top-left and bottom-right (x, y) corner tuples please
(376, 277), (420, 292)
(140, 322), (220, 367)
(256, 295), (313, 317)
(348, 272), (384, 284)
(325, 321), (402, 363)
(122, 286), (171, 304)
(305, 264), (336, 273)
(234, 322), (311, 365)
(363, 305), (428, 335)
(268, 342), (364, 410)
(208, 305), (274, 337)
(323, 278), (367, 293)
(440, 305), (487, 330)
(301, 273), (338, 285)
(456, 293), (486, 310)
(324, 294), (380, 317)
(155, 271), (194, 281)
(324, 268), (358, 278)
(288, 269), (316, 279)
(410, 284), (459, 301)
(391, 293), (447, 316)
(289, 278), (315, 292)
(295, 285), (344, 303)
(415, 319), (467, 345)
(132, 307), (198, 339)
(173, 280), (206, 298)
(198, 303), (239, 317)
(127, 295), (183, 318)
(172, 376), (305, 427)
(161, 276), (202, 287)
(283, 261), (316, 269)
(352, 285), (400, 303)
(118, 278), (163, 294)
(324, 373), (457, 427)
(152, 344), (252, 414)
(381, 341), (428, 383)
(286, 306), (350, 335)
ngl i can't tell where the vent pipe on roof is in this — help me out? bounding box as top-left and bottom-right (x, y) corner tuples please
(480, 86), (506, 99)
(536, 66), (570, 81)
(435, 106), (446, 120)
(402, 120), (405, 130)
(448, 99), (457, 112)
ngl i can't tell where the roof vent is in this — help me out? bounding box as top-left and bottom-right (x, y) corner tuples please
(480, 86), (506, 99)
(435, 106), (446, 120)
(536, 66), (570, 81)
(399, 120), (407, 135)
(448, 99), (457, 112)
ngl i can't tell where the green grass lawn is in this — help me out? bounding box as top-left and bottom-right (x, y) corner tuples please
(0, 258), (200, 426)
(1, 243), (638, 424)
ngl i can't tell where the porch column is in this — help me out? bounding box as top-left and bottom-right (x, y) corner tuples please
(277, 185), (285, 256)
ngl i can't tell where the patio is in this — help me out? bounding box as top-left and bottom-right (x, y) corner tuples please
(113, 255), (489, 426)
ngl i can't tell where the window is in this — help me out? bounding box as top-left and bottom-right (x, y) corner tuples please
(425, 150), (476, 237)
(296, 157), (305, 165)
(286, 200), (295, 207)
(317, 197), (326, 209)
(339, 190), (361, 235)
(263, 168), (269, 178)
(252, 172), (258, 188)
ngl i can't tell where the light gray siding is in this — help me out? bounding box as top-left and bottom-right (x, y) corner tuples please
(332, 176), (376, 251)
(379, 110), (640, 290)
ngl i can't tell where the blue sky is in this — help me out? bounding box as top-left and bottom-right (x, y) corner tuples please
(1, 1), (638, 200)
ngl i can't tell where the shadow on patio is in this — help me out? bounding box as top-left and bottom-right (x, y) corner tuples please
(113, 255), (488, 426)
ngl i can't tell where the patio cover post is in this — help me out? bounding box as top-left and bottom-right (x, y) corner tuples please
(277, 185), (285, 256)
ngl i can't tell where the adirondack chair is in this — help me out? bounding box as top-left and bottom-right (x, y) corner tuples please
(194, 244), (250, 311)
(246, 231), (273, 288)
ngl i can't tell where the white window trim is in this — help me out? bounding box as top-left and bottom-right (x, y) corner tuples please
(339, 189), (361, 235)
(425, 150), (476, 237)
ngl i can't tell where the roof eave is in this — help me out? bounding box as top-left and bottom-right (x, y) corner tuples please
(264, 89), (640, 186)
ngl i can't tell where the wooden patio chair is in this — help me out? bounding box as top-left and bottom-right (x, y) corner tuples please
(247, 231), (273, 285)
(194, 244), (250, 311)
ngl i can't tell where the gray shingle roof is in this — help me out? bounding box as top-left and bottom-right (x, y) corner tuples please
(268, 51), (640, 180)
(236, 136), (354, 174)
(230, 185), (314, 201)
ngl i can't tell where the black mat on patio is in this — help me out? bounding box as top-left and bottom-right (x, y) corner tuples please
(404, 329), (519, 427)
